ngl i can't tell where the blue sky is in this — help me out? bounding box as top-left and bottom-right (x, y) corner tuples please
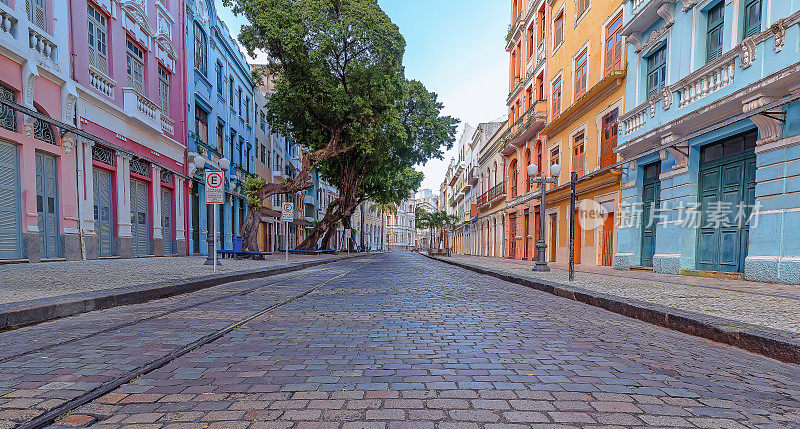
(215, 0), (509, 192)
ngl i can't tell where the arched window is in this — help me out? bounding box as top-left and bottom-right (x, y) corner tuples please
(509, 159), (518, 198)
(525, 148), (532, 192)
(194, 22), (208, 76)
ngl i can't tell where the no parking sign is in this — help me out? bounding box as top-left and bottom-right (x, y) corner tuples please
(205, 170), (224, 204)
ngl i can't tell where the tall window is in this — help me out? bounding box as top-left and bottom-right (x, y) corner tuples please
(216, 62), (224, 96)
(126, 39), (145, 93)
(29, 0), (46, 30)
(229, 77), (235, 109)
(549, 147), (560, 188)
(605, 14), (623, 74)
(706, 2), (725, 62)
(158, 66), (170, 115)
(245, 97), (250, 124)
(572, 132), (585, 177)
(87, 5), (108, 74)
(195, 106), (208, 144)
(577, 0), (590, 18)
(601, 109), (618, 168)
(646, 45), (667, 96)
(194, 23), (207, 75)
(260, 144), (266, 163)
(574, 50), (587, 97)
(538, 7), (546, 44)
(527, 24), (534, 59)
(525, 149), (532, 191)
(552, 78), (562, 115)
(216, 122), (224, 151)
(554, 12), (564, 47)
(260, 111), (266, 131)
(237, 87), (242, 117)
(526, 86), (533, 111)
(743, 0), (761, 38)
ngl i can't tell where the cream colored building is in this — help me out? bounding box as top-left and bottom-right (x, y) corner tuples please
(475, 121), (509, 258)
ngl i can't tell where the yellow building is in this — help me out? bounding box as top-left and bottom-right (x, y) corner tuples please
(540, 0), (625, 267)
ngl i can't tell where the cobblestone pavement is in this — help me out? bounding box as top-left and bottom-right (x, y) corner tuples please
(0, 253), (355, 304)
(1, 253), (799, 428)
(444, 255), (800, 334)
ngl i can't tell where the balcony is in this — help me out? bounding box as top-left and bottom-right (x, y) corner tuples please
(500, 100), (548, 155)
(478, 182), (506, 208)
(123, 88), (161, 132)
(89, 65), (115, 99)
(618, 12), (800, 159)
(160, 114), (174, 135)
(28, 25), (57, 63)
(0, 4), (18, 43)
(622, 0), (682, 53)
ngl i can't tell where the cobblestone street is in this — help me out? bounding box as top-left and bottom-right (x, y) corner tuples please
(1, 253), (799, 428)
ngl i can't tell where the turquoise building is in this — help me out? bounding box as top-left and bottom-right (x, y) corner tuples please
(615, 0), (800, 283)
(185, 0), (255, 255)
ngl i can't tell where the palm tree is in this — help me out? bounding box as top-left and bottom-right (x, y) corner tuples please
(370, 202), (397, 251)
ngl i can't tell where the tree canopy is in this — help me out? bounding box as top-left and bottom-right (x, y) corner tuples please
(228, 0), (458, 250)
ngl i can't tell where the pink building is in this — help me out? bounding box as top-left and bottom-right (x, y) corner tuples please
(0, 0), (80, 261)
(66, 0), (189, 258)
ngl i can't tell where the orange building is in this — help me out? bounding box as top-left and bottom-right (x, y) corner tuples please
(502, 0), (625, 267)
(501, 0), (550, 261)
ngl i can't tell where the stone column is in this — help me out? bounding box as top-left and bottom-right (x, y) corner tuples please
(151, 165), (163, 256)
(116, 153), (133, 258)
(174, 176), (187, 256)
(78, 138), (98, 259)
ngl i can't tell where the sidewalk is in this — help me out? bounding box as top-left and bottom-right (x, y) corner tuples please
(0, 253), (354, 305)
(442, 255), (800, 334)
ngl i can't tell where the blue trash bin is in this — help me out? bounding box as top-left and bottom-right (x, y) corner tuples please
(233, 236), (243, 252)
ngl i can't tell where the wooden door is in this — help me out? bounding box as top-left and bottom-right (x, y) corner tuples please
(0, 141), (21, 259)
(641, 163), (661, 267)
(549, 213), (557, 262)
(36, 152), (59, 258)
(130, 179), (150, 256)
(601, 110), (618, 168)
(509, 214), (517, 258)
(93, 167), (114, 256)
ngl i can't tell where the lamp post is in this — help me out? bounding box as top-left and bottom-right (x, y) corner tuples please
(204, 157), (230, 266)
(528, 162), (560, 272)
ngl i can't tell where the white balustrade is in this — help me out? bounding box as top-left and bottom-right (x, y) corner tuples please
(677, 56), (736, 109)
(632, 0), (646, 12)
(123, 88), (161, 132)
(28, 26), (56, 61)
(161, 114), (175, 135)
(89, 66), (115, 99)
(622, 107), (647, 134)
(0, 7), (17, 38)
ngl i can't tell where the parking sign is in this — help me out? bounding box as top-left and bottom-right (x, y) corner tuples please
(281, 202), (294, 222)
(205, 170), (224, 204)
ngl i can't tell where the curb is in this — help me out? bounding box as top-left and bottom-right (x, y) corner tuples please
(0, 254), (369, 329)
(426, 254), (800, 365)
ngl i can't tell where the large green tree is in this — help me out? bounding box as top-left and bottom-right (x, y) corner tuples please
(230, 0), (457, 251)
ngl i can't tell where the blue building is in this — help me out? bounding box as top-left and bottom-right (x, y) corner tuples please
(615, 1), (800, 283)
(186, 0), (255, 254)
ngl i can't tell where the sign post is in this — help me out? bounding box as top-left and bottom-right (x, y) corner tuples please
(281, 202), (294, 263)
(205, 170), (225, 273)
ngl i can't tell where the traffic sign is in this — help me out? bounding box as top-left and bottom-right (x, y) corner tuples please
(205, 170), (224, 204)
(281, 202), (294, 222)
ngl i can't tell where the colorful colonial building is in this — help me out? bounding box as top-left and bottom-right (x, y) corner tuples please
(69, 0), (189, 259)
(502, 0), (550, 262)
(616, 1), (800, 283)
(474, 121), (507, 258)
(0, 0), (79, 261)
(537, 0), (625, 267)
(187, 0), (254, 255)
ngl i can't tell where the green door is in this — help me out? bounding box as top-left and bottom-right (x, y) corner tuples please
(36, 152), (59, 259)
(697, 131), (757, 273)
(640, 162), (661, 267)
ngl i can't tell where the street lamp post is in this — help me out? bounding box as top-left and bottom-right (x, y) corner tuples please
(204, 157), (230, 266)
(528, 163), (561, 272)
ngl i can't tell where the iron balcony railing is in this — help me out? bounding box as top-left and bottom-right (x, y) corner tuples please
(478, 182), (506, 208)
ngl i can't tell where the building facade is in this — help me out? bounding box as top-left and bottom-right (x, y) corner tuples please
(536, 0), (624, 267)
(616, 1), (800, 283)
(414, 188), (437, 249)
(187, 0), (254, 255)
(69, 0), (189, 260)
(388, 197), (415, 250)
(474, 121), (508, 258)
(0, 0), (79, 261)
(503, 0), (550, 262)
